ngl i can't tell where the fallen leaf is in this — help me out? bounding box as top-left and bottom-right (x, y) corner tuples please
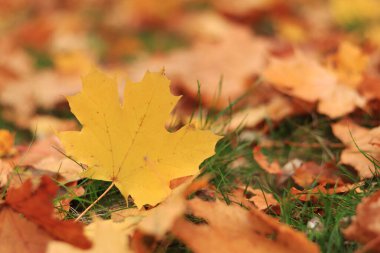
(59, 70), (221, 207)
(13, 16), (54, 50)
(276, 19), (307, 43)
(53, 51), (94, 75)
(56, 182), (85, 215)
(359, 74), (380, 101)
(263, 51), (366, 118)
(171, 198), (320, 253)
(292, 162), (344, 188)
(178, 11), (250, 42)
(48, 217), (141, 253)
(0, 129), (15, 157)
(263, 51), (336, 103)
(0, 160), (13, 187)
(290, 183), (359, 202)
(253, 146), (282, 174)
(224, 95), (297, 131)
(330, 0), (380, 25)
(18, 136), (83, 182)
(111, 208), (148, 223)
(344, 190), (380, 252)
(231, 186), (278, 210)
(0, 207), (56, 253)
(211, 0), (283, 20)
(129, 27), (271, 108)
(0, 71), (81, 128)
(29, 115), (78, 139)
(317, 83), (366, 118)
(0, 41), (33, 88)
(0, 176), (91, 253)
(332, 120), (380, 178)
(326, 41), (368, 88)
(131, 176), (210, 252)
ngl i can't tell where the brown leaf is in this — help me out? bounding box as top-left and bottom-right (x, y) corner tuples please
(290, 183), (358, 202)
(344, 190), (380, 252)
(0, 160), (13, 187)
(332, 120), (380, 178)
(129, 27), (271, 108)
(48, 217), (140, 253)
(253, 146), (282, 174)
(4, 175), (91, 249)
(131, 177), (210, 252)
(230, 186), (278, 210)
(263, 51), (336, 103)
(0, 129), (16, 157)
(263, 51), (366, 118)
(223, 95), (299, 131)
(0, 207), (54, 253)
(29, 116), (77, 139)
(292, 162), (344, 188)
(171, 198), (320, 253)
(18, 136), (83, 182)
(359, 74), (380, 101)
(0, 71), (80, 128)
(56, 181), (85, 216)
(326, 41), (368, 89)
(211, 0), (284, 21)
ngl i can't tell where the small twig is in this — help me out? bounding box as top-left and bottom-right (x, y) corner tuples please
(75, 181), (115, 222)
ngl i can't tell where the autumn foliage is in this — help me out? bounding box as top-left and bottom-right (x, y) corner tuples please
(2, 0), (380, 253)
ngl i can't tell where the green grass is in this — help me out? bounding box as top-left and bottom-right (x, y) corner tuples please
(26, 79), (376, 252)
(54, 111), (380, 252)
(50, 102), (380, 253)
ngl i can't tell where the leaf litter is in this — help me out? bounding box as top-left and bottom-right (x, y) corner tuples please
(2, 1), (380, 253)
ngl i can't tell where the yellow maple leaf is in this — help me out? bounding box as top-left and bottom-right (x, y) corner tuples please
(58, 70), (221, 207)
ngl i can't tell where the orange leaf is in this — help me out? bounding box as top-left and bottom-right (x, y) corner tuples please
(2, 175), (91, 251)
(172, 198), (320, 253)
(344, 190), (380, 252)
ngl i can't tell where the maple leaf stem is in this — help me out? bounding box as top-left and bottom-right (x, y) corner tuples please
(75, 181), (116, 222)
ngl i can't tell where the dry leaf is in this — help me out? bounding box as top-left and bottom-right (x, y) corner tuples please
(59, 70), (221, 207)
(326, 41), (368, 88)
(135, 176), (209, 238)
(0, 176), (91, 253)
(29, 115), (78, 139)
(0, 129), (15, 157)
(211, 0), (282, 20)
(224, 95), (297, 131)
(48, 217), (141, 253)
(292, 162), (344, 188)
(52, 178), (207, 253)
(56, 182), (85, 215)
(330, 0), (380, 25)
(18, 136), (83, 182)
(131, 177), (210, 252)
(231, 186), (278, 210)
(253, 146), (282, 174)
(129, 27), (271, 108)
(263, 51), (336, 103)
(0, 160), (13, 187)
(317, 84), (366, 118)
(178, 11), (250, 42)
(263, 51), (366, 118)
(332, 120), (380, 178)
(171, 198), (320, 253)
(0, 71), (81, 128)
(290, 183), (359, 202)
(0, 207), (57, 253)
(344, 190), (380, 252)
